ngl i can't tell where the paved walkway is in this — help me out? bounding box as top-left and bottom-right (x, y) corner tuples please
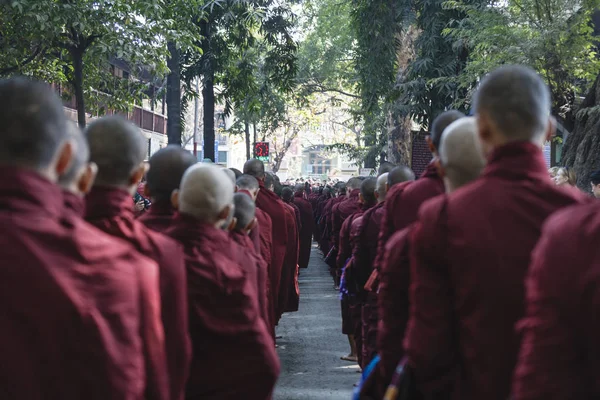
(274, 245), (358, 400)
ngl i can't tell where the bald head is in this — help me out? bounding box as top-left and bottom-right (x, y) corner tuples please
(347, 177), (362, 191)
(0, 78), (69, 177)
(378, 162), (396, 176)
(223, 168), (236, 185)
(430, 110), (465, 152)
(294, 184), (305, 195)
(146, 145), (196, 202)
(233, 193), (256, 231)
(264, 172), (275, 191)
(474, 65), (551, 144)
(281, 187), (294, 203)
(243, 159), (266, 179)
(360, 177), (377, 206)
(230, 168), (242, 179)
(439, 117), (486, 193)
(376, 173), (388, 202)
(236, 174), (259, 191)
(178, 164), (234, 224)
(388, 165), (415, 187)
(85, 116), (147, 188)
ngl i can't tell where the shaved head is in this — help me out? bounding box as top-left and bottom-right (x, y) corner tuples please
(264, 172), (275, 191)
(178, 164), (234, 224)
(223, 168), (236, 185)
(430, 110), (465, 151)
(376, 173), (388, 202)
(336, 182), (347, 196)
(0, 78), (69, 175)
(474, 65), (550, 143)
(233, 193), (256, 231)
(360, 177), (377, 206)
(378, 162), (396, 176)
(439, 117), (486, 192)
(230, 168), (242, 179)
(347, 177), (362, 191)
(388, 165), (415, 187)
(243, 159), (266, 179)
(294, 184), (305, 194)
(237, 174), (259, 191)
(85, 116), (147, 187)
(281, 187), (293, 202)
(146, 145), (196, 202)
(58, 123), (88, 189)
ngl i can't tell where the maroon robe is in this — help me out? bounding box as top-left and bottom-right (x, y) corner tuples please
(351, 201), (386, 370)
(167, 216), (280, 400)
(254, 208), (274, 333)
(405, 142), (586, 400)
(331, 189), (361, 249)
(86, 186), (189, 400)
(294, 192), (315, 269)
(280, 203), (300, 316)
(139, 199), (176, 233)
(255, 180), (288, 326)
(0, 168), (156, 400)
(374, 162), (444, 270)
(230, 230), (270, 326)
(512, 202), (600, 399)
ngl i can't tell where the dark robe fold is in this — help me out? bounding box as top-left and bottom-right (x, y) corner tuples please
(86, 186), (189, 400)
(0, 168), (157, 400)
(230, 230), (270, 326)
(255, 180), (288, 326)
(294, 192), (315, 269)
(512, 202), (600, 400)
(405, 142), (586, 400)
(253, 208), (274, 334)
(139, 199), (176, 233)
(167, 217), (280, 400)
(280, 203), (300, 316)
(331, 190), (361, 249)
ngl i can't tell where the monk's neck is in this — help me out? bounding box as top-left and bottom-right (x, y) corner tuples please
(484, 141), (549, 182)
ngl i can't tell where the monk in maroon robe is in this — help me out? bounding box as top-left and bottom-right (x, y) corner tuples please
(294, 185), (315, 269)
(404, 66), (586, 400)
(167, 164), (279, 400)
(139, 145), (197, 233)
(282, 186), (302, 233)
(350, 173), (389, 370)
(338, 178), (378, 365)
(0, 78), (160, 399)
(512, 201), (600, 399)
(85, 117), (190, 400)
(230, 192), (270, 325)
(330, 178), (362, 281)
(244, 160), (289, 329)
(236, 174), (275, 335)
(373, 110), (463, 272)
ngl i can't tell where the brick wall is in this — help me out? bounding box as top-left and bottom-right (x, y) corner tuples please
(411, 133), (432, 177)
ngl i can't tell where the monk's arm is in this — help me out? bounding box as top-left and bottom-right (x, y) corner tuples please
(376, 229), (411, 388)
(512, 222), (585, 400)
(404, 215), (458, 396)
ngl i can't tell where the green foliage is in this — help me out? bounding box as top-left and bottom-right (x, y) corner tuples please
(445, 0), (600, 120)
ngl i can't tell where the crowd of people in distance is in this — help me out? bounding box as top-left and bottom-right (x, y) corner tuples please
(0, 77), (316, 400)
(312, 65), (600, 400)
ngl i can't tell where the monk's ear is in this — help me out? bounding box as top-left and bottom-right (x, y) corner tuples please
(130, 163), (147, 187)
(55, 139), (74, 178)
(358, 193), (365, 204)
(436, 159), (446, 179)
(171, 189), (180, 210)
(217, 204), (231, 222)
(227, 217), (237, 232)
(245, 217), (258, 233)
(545, 116), (556, 143)
(425, 135), (436, 154)
(234, 185), (240, 193)
(78, 162), (98, 195)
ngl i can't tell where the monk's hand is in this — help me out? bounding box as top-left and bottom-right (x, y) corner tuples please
(134, 200), (145, 211)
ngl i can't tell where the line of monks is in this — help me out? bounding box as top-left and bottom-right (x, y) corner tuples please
(311, 65), (600, 400)
(0, 77), (316, 400)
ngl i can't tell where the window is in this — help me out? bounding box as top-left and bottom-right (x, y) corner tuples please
(218, 151), (228, 164)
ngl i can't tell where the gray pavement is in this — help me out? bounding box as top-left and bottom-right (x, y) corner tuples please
(274, 244), (359, 400)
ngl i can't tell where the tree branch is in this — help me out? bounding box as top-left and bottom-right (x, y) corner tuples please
(302, 82), (361, 99)
(0, 45), (44, 76)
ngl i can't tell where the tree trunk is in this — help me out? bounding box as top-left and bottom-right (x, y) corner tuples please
(245, 120), (251, 160)
(253, 124), (257, 156)
(561, 73), (600, 191)
(70, 47), (86, 127)
(202, 75), (215, 161)
(166, 41), (182, 145)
